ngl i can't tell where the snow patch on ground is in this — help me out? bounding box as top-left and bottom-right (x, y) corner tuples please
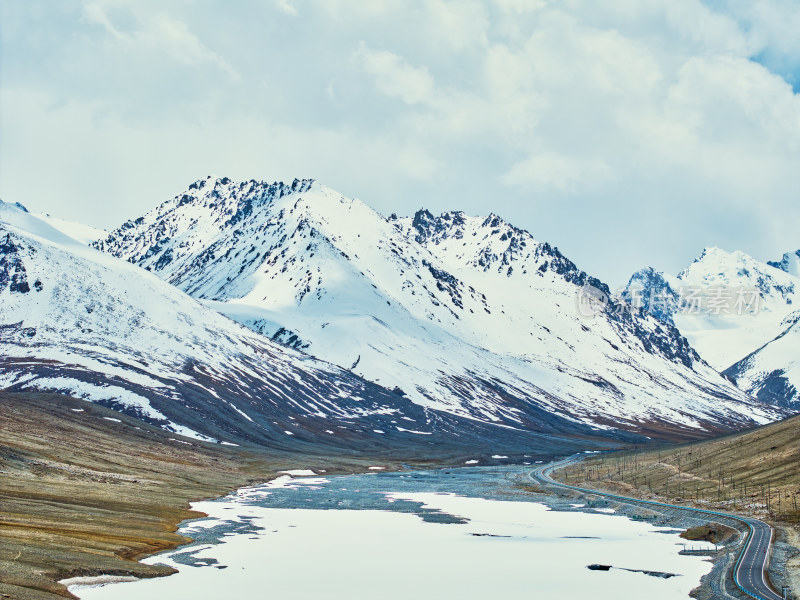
(278, 470), (316, 477)
(71, 485), (713, 600)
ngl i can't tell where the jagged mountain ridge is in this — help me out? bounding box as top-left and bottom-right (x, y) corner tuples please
(624, 246), (800, 406)
(394, 210), (702, 369)
(620, 267), (681, 325)
(92, 176), (782, 437)
(2, 199), (625, 455)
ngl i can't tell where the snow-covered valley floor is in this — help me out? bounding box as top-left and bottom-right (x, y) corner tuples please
(68, 468), (714, 600)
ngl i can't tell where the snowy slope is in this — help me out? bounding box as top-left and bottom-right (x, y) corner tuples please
(35, 211), (107, 244)
(93, 177), (783, 437)
(725, 314), (800, 407)
(5, 199), (612, 454)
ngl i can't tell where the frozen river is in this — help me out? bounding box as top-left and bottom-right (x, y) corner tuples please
(69, 467), (714, 599)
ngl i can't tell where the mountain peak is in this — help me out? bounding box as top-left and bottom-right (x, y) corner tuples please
(768, 249), (800, 277)
(622, 267), (679, 324)
(409, 208), (524, 246)
(410, 208), (467, 243)
(694, 245), (728, 262)
(624, 240), (800, 379)
(182, 176), (316, 198)
(678, 245), (759, 281)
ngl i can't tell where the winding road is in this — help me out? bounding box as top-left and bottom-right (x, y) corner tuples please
(531, 456), (782, 600)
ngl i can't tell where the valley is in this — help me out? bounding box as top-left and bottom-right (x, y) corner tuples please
(0, 391), (449, 600)
(1, 180), (798, 600)
(5, 5), (800, 599)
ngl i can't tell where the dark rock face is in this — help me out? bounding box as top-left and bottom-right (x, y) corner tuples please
(422, 259), (463, 310)
(272, 327), (310, 350)
(621, 267), (681, 324)
(411, 209), (467, 244)
(768, 249), (800, 273)
(608, 305), (699, 368)
(0, 232), (30, 294)
(410, 209), (438, 243)
(154, 247), (174, 271)
(535, 242), (611, 297)
(751, 371), (799, 406)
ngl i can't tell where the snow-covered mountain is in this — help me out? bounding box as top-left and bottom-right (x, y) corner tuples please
(92, 176), (783, 438)
(724, 314), (800, 407)
(5, 198), (619, 455)
(769, 249), (800, 278)
(620, 267), (681, 325)
(625, 247), (800, 406)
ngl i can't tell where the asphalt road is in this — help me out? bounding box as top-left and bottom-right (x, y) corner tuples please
(531, 456), (783, 600)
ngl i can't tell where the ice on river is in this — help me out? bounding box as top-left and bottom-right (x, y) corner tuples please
(71, 479), (713, 599)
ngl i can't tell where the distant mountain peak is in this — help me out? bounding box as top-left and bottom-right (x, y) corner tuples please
(768, 249), (800, 277)
(623, 241), (800, 405)
(621, 267), (679, 324)
(410, 208), (469, 244)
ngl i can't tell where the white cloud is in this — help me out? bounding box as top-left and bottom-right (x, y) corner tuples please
(354, 45), (436, 105)
(275, 0), (298, 17)
(502, 153), (615, 192)
(718, 1), (800, 63)
(395, 144), (440, 181)
(424, 0), (490, 51)
(4, 0), (800, 285)
(82, 0), (238, 79)
(493, 0), (546, 14)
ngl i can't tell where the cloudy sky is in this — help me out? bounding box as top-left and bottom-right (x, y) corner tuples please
(3, 0), (800, 285)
